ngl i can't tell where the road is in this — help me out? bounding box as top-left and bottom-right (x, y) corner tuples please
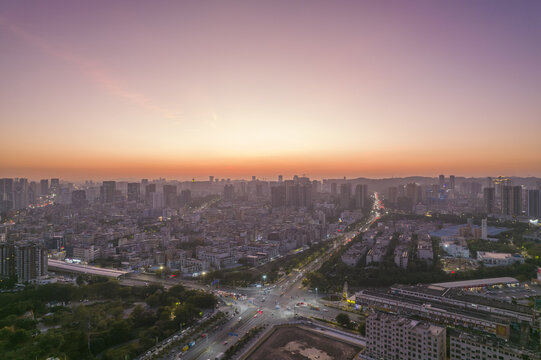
(173, 194), (382, 360)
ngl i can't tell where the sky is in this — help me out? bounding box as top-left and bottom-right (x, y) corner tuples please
(1, 0), (540, 181)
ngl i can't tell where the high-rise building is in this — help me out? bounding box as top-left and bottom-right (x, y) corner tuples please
(355, 184), (368, 209)
(527, 189), (540, 218)
(271, 185), (286, 208)
(13, 178), (29, 209)
(0, 178), (14, 211)
(366, 312), (446, 360)
(223, 184), (235, 201)
(0, 243), (15, 278)
(71, 190), (87, 208)
(50, 178), (60, 192)
(100, 181), (116, 203)
(406, 183), (421, 204)
(145, 184), (156, 205)
(449, 175), (455, 190)
(278, 175), (283, 182)
(481, 218), (488, 240)
(40, 179), (49, 196)
(387, 186), (398, 205)
(255, 183), (263, 197)
(209, 176), (214, 183)
(484, 187), (495, 213)
(502, 185), (522, 216)
(330, 182), (337, 195)
(511, 185), (522, 216)
(163, 185), (177, 207)
(15, 242), (48, 283)
(439, 174), (445, 188)
(127, 182), (140, 202)
(299, 183), (312, 207)
(340, 183), (352, 209)
(179, 189), (191, 206)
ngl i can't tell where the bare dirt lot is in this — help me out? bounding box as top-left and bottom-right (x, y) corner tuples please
(246, 325), (361, 360)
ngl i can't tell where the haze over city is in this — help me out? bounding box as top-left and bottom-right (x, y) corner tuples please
(2, 0), (541, 180)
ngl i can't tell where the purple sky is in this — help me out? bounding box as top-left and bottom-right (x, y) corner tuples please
(1, 1), (540, 180)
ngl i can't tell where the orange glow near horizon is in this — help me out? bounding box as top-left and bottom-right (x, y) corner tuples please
(1, 1), (541, 180)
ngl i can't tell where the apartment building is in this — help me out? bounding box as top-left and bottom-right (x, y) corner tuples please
(365, 312), (446, 360)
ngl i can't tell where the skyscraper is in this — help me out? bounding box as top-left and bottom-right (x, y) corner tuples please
(502, 185), (512, 215)
(71, 190), (87, 208)
(179, 189), (191, 206)
(0, 243), (15, 278)
(271, 185), (286, 208)
(484, 187), (495, 214)
(223, 184), (235, 201)
(439, 174), (445, 188)
(15, 242), (48, 283)
(511, 186), (522, 216)
(101, 181), (116, 203)
(145, 184), (156, 205)
(527, 189), (540, 218)
(449, 175), (455, 190)
(340, 183), (352, 209)
(163, 184), (177, 207)
(40, 179), (49, 196)
(0, 178), (14, 211)
(355, 184), (368, 209)
(127, 182), (141, 202)
(50, 178), (60, 192)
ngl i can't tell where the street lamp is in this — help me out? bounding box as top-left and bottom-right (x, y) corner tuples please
(262, 274), (267, 284)
(315, 288), (318, 303)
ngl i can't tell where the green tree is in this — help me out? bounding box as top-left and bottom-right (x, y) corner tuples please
(336, 313), (351, 328)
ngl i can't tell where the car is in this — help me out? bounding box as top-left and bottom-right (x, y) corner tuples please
(253, 314), (258, 318)
(223, 341), (228, 345)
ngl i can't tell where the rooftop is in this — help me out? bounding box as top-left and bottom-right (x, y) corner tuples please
(431, 277), (518, 289)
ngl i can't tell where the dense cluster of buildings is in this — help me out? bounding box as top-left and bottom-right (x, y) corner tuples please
(340, 219), (436, 269)
(384, 175), (541, 220)
(359, 277), (541, 360)
(0, 176), (372, 281)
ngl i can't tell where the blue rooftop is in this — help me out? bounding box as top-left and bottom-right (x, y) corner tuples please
(429, 224), (510, 238)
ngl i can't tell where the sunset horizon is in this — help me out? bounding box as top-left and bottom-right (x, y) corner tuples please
(2, 1), (541, 181)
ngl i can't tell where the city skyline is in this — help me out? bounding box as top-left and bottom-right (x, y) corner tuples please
(2, 1), (541, 179)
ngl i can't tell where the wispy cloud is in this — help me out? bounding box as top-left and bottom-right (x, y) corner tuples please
(0, 16), (181, 121)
